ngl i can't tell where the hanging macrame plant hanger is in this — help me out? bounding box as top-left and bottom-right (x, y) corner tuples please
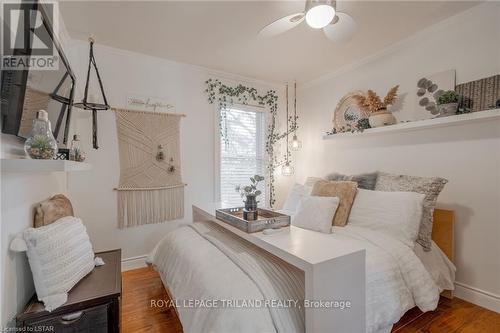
(73, 37), (110, 149)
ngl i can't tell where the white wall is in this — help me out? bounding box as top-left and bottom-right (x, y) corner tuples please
(0, 166), (67, 326)
(296, 3), (500, 312)
(65, 40), (288, 269)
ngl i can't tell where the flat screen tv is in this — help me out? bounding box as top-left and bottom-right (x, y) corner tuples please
(1, 0), (75, 145)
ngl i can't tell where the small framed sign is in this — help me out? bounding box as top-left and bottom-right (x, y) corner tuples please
(126, 94), (174, 112)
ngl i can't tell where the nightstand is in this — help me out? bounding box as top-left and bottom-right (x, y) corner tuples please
(17, 249), (121, 333)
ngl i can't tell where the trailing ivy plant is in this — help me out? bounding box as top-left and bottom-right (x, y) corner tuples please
(206, 78), (297, 207)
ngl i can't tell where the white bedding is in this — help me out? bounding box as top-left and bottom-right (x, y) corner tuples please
(149, 220), (442, 333)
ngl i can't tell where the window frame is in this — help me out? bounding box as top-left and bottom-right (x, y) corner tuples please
(213, 103), (269, 207)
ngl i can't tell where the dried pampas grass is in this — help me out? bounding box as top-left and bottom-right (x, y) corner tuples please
(354, 85), (400, 113)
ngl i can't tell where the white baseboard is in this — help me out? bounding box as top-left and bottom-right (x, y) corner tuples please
(121, 254), (148, 271)
(455, 282), (500, 313)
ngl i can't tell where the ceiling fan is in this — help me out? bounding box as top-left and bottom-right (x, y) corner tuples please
(259, 0), (357, 43)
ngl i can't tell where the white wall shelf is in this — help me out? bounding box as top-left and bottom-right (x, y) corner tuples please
(1, 159), (92, 173)
(323, 108), (500, 140)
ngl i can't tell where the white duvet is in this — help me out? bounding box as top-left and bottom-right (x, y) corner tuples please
(149, 221), (440, 333)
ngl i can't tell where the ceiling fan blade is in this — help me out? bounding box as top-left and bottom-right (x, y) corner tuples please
(258, 12), (305, 38)
(323, 12), (357, 43)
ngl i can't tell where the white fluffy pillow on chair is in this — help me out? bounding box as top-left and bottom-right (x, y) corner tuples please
(10, 216), (97, 311)
(292, 196), (340, 234)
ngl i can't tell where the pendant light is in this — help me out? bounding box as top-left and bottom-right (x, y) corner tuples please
(281, 84), (294, 176)
(290, 81), (302, 151)
(73, 37), (110, 149)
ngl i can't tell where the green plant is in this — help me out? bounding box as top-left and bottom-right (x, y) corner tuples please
(437, 90), (459, 105)
(357, 118), (371, 131)
(235, 175), (265, 198)
(31, 135), (52, 150)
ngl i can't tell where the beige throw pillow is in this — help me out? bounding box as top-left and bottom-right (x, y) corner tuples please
(311, 180), (358, 226)
(34, 194), (74, 228)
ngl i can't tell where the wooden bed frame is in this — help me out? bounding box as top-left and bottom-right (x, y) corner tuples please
(432, 208), (455, 299)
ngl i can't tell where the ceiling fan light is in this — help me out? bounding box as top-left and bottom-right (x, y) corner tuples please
(305, 4), (335, 29)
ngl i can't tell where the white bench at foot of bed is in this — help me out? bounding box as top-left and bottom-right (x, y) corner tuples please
(193, 202), (367, 333)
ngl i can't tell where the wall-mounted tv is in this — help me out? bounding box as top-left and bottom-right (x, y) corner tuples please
(1, 0), (75, 145)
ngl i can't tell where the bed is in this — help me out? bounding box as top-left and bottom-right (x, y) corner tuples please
(148, 208), (455, 333)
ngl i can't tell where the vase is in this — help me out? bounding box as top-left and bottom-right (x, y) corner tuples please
(244, 194), (258, 211)
(368, 110), (396, 128)
(438, 103), (458, 117)
(24, 110), (58, 160)
(243, 194), (258, 221)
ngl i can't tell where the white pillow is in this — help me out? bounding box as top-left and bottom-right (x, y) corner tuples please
(282, 183), (312, 212)
(292, 196), (340, 234)
(348, 189), (425, 246)
(10, 216), (96, 311)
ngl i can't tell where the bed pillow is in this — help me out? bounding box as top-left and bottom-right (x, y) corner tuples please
(10, 216), (96, 311)
(34, 194), (74, 228)
(282, 183), (312, 212)
(310, 180), (358, 226)
(348, 189), (425, 247)
(293, 196), (340, 234)
(326, 172), (378, 190)
(375, 172), (448, 251)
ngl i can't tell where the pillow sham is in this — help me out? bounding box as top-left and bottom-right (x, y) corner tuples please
(348, 189), (425, 247)
(34, 194), (74, 228)
(10, 216), (96, 311)
(282, 183), (312, 212)
(326, 172), (378, 190)
(292, 196), (340, 234)
(375, 172), (448, 251)
(310, 180), (358, 226)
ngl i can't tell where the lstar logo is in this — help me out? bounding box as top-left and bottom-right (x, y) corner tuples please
(1, 1), (59, 70)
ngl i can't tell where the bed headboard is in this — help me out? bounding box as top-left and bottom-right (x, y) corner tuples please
(432, 209), (454, 262)
(432, 208), (454, 299)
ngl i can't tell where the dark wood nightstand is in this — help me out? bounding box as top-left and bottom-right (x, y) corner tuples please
(17, 249), (122, 333)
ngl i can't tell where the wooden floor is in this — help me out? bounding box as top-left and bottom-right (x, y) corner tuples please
(122, 267), (500, 333)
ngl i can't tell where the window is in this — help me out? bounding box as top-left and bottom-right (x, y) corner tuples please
(217, 107), (267, 206)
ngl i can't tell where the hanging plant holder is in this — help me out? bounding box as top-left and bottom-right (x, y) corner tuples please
(73, 37), (110, 149)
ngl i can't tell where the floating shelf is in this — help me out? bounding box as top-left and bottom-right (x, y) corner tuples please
(323, 108), (500, 139)
(1, 159), (92, 173)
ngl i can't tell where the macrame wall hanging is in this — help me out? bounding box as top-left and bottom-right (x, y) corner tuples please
(113, 108), (186, 228)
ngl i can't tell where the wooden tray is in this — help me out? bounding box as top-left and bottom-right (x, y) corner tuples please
(215, 207), (290, 233)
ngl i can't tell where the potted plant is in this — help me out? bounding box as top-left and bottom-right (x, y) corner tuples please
(354, 86), (399, 128)
(235, 175), (264, 220)
(436, 90), (459, 117)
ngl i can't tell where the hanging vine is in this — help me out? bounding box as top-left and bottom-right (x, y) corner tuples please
(206, 78), (297, 207)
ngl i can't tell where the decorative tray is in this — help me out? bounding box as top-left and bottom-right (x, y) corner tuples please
(215, 207), (290, 233)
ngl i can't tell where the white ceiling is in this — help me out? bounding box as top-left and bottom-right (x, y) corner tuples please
(60, 1), (479, 84)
